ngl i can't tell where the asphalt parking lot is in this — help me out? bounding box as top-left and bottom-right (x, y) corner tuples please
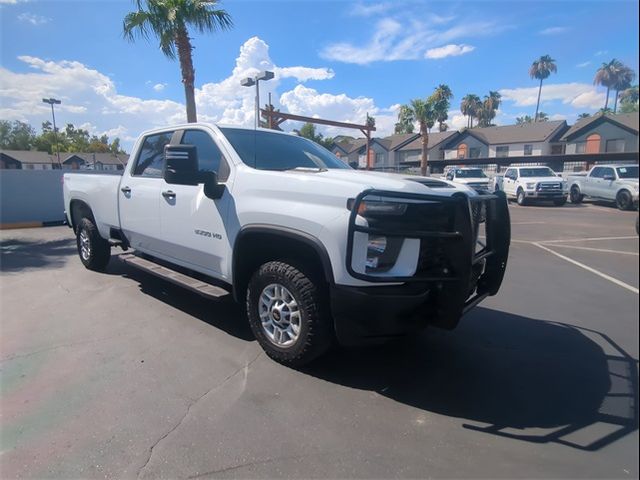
(1, 202), (638, 479)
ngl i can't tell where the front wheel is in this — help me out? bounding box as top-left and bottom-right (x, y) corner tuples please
(246, 261), (332, 367)
(570, 186), (583, 204)
(616, 190), (633, 211)
(516, 189), (528, 206)
(76, 217), (111, 271)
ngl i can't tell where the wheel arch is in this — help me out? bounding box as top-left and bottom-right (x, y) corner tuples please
(69, 200), (95, 233)
(232, 225), (334, 302)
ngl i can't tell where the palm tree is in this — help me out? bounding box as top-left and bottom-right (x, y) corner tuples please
(405, 97), (436, 176)
(123, 0), (233, 123)
(476, 91), (501, 127)
(612, 65), (635, 113)
(433, 84), (453, 132)
(394, 105), (415, 134)
(460, 94), (482, 128)
(594, 59), (624, 111)
(619, 85), (639, 113)
(529, 55), (557, 122)
(578, 113), (591, 119)
(516, 115), (534, 124)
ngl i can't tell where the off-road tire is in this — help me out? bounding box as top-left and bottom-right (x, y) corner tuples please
(246, 261), (332, 367)
(76, 217), (111, 271)
(516, 188), (528, 206)
(616, 190), (633, 211)
(570, 186), (583, 204)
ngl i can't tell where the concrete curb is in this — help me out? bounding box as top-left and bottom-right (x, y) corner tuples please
(0, 220), (66, 230)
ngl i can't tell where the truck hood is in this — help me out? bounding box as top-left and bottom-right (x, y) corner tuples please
(521, 176), (565, 183)
(286, 169), (476, 197)
(454, 178), (490, 185)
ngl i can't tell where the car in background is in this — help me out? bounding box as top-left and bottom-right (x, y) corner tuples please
(444, 167), (491, 192)
(568, 165), (639, 211)
(501, 166), (568, 206)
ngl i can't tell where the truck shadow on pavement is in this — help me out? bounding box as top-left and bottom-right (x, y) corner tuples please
(0, 238), (76, 273)
(304, 307), (639, 452)
(106, 257), (255, 341)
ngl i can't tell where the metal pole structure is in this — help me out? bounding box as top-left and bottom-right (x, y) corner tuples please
(42, 97), (62, 168)
(241, 71), (273, 130)
(255, 80), (260, 129)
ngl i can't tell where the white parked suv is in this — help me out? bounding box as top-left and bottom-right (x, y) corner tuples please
(499, 166), (568, 206)
(444, 167), (491, 192)
(63, 124), (510, 366)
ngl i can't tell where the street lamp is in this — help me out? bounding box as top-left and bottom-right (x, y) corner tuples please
(241, 70), (274, 128)
(42, 97), (62, 168)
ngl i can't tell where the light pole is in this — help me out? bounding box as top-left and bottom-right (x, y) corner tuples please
(241, 71), (274, 128)
(42, 97), (62, 168)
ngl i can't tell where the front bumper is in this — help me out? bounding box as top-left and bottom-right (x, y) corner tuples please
(525, 191), (568, 199)
(332, 190), (510, 345)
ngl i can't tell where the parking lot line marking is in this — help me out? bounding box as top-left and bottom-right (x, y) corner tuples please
(533, 242), (639, 294)
(547, 244), (639, 256)
(541, 236), (638, 244)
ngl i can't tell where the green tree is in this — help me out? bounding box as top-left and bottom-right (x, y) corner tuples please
(394, 105), (414, 134)
(612, 65), (635, 113)
(403, 96), (437, 176)
(516, 115), (534, 124)
(293, 122), (333, 149)
(619, 85), (639, 113)
(594, 59), (625, 110)
(433, 84), (453, 132)
(460, 94), (481, 128)
(529, 55), (557, 122)
(123, 0), (233, 123)
(476, 91), (501, 127)
(0, 120), (36, 150)
(577, 113), (591, 119)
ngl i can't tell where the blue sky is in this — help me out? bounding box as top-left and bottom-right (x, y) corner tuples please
(1, 0), (638, 149)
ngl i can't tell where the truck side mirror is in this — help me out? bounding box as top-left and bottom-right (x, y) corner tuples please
(200, 171), (225, 200)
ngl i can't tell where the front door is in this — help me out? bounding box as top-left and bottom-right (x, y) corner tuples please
(503, 169), (517, 196)
(119, 130), (174, 254)
(157, 128), (233, 279)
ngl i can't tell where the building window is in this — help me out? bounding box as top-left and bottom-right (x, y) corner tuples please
(585, 133), (601, 153)
(25, 164), (35, 170)
(496, 146), (509, 157)
(575, 142), (586, 154)
(605, 139), (625, 153)
(457, 143), (468, 159)
(469, 147), (480, 158)
(375, 152), (385, 166)
(551, 144), (564, 155)
(524, 144), (533, 156)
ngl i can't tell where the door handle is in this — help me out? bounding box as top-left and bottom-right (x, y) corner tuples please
(121, 186), (131, 194)
(162, 190), (176, 199)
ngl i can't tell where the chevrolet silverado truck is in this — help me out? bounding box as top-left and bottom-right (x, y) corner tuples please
(444, 167), (491, 192)
(568, 164), (639, 210)
(500, 166), (568, 206)
(63, 124), (510, 366)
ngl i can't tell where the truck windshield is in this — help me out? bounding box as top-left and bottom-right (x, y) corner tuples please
(219, 128), (351, 171)
(519, 168), (556, 177)
(616, 166), (638, 179)
(455, 169), (486, 178)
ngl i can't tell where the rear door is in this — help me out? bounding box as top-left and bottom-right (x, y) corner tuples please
(156, 127), (233, 279)
(119, 130), (175, 253)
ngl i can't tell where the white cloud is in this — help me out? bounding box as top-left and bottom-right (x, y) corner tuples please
(17, 12), (49, 25)
(425, 44), (474, 59)
(595, 50), (608, 56)
(0, 0), (29, 4)
(348, 2), (392, 17)
(538, 26), (568, 35)
(499, 83), (606, 110)
(152, 83), (167, 92)
(576, 61), (591, 68)
(0, 37), (396, 149)
(321, 16), (501, 64)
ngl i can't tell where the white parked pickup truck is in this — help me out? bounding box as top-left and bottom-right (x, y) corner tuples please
(63, 124), (510, 366)
(568, 164), (639, 210)
(500, 166), (568, 206)
(444, 167), (491, 192)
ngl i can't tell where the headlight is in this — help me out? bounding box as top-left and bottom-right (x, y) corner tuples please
(526, 182), (536, 190)
(348, 199), (407, 217)
(365, 235), (404, 272)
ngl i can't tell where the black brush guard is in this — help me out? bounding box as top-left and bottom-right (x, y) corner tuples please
(344, 189), (510, 330)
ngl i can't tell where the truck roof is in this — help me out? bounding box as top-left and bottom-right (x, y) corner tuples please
(137, 122), (296, 139)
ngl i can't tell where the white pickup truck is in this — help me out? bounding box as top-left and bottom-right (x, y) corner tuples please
(499, 166), (568, 206)
(443, 167), (491, 192)
(568, 164), (639, 210)
(63, 124), (510, 366)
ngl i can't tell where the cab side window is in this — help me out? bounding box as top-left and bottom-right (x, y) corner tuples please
(133, 131), (174, 177)
(590, 167), (604, 178)
(181, 130), (230, 181)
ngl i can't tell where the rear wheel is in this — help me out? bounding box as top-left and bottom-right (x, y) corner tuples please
(246, 261), (332, 367)
(516, 188), (528, 206)
(76, 217), (111, 271)
(616, 190), (633, 211)
(570, 185), (583, 204)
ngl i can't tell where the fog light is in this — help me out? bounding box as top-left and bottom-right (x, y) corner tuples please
(366, 235), (387, 269)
